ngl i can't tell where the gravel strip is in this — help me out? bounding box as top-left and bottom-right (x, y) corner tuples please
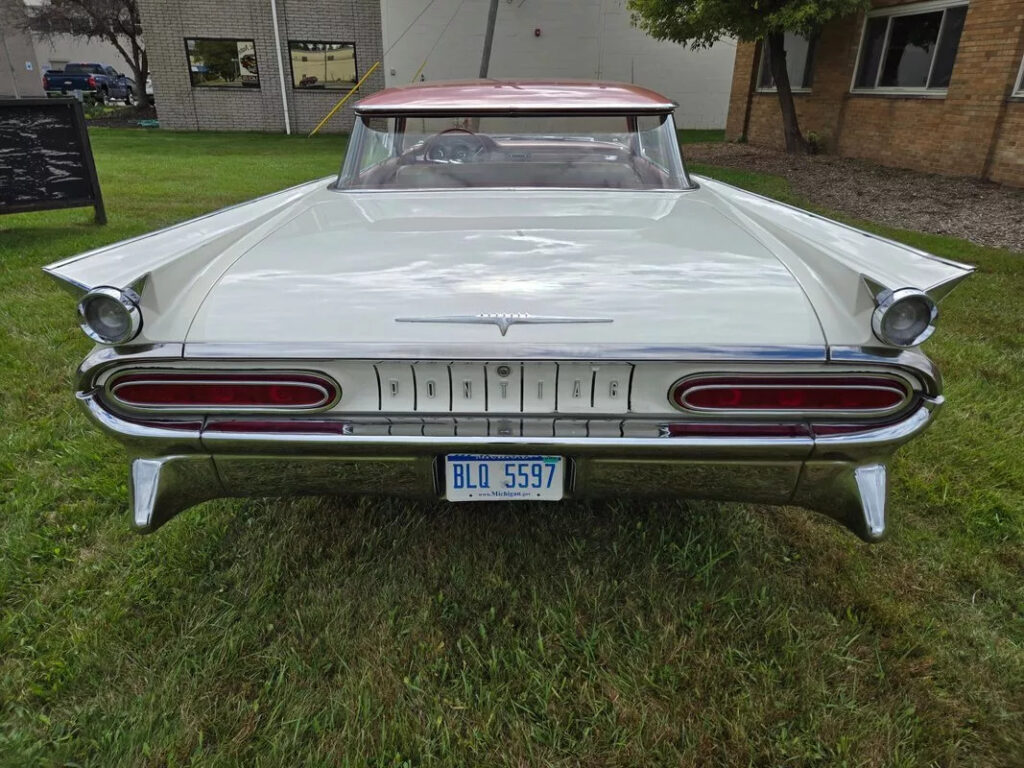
(685, 142), (1024, 253)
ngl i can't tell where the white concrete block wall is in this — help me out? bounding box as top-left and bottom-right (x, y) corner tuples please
(381, 0), (735, 129)
(32, 34), (131, 74)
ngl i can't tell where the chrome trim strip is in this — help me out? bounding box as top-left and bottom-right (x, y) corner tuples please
(827, 346), (941, 397)
(395, 313), (614, 337)
(79, 391), (936, 460)
(76, 343), (185, 392)
(182, 342), (828, 362)
(354, 105), (678, 116)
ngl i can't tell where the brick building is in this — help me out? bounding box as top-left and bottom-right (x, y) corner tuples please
(137, 0), (385, 133)
(725, 0), (1024, 186)
(137, 0), (738, 135)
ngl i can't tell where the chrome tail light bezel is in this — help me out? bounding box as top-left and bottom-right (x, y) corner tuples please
(668, 373), (916, 419)
(103, 370), (342, 414)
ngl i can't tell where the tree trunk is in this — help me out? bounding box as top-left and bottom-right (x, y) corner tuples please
(766, 31), (808, 154)
(107, 33), (149, 112)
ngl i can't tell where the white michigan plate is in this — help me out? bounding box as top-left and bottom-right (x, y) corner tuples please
(445, 454), (564, 501)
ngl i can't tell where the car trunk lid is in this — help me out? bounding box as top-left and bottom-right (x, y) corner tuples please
(184, 189), (825, 350)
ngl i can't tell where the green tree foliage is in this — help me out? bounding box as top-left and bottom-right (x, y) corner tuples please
(628, 0), (868, 152)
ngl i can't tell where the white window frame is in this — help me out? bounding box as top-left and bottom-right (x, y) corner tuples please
(850, 0), (969, 97)
(1014, 55), (1024, 98)
(756, 33), (816, 94)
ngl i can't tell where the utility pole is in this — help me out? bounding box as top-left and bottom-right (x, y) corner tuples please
(478, 0), (499, 78)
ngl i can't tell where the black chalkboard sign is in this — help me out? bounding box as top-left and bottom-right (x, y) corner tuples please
(0, 98), (106, 224)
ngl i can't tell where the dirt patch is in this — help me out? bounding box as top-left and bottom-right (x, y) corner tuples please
(685, 142), (1024, 254)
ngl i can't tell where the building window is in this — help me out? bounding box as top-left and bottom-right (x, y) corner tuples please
(1015, 56), (1024, 97)
(288, 41), (357, 90)
(853, 1), (968, 93)
(757, 32), (816, 91)
(185, 38), (260, 88)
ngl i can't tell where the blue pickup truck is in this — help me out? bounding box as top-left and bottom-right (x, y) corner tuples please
(42, 63), (137, 105)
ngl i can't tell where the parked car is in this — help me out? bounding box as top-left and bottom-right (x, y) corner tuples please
(43, 62), (136, 105)
(44, 80), (972, 542)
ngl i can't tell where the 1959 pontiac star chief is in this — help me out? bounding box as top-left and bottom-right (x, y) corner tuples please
(45, 80), (973, 542)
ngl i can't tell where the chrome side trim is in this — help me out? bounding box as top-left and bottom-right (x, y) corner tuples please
(182, 342), (828, 362)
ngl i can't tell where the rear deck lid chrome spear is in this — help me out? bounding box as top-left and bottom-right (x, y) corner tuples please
(395, 313), (614, 336)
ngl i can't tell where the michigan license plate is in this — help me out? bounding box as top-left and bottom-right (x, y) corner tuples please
(445, 455), (564, 501)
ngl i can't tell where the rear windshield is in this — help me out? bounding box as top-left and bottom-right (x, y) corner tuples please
(338, 113), (688, 190)
(64, 64), (104, 74)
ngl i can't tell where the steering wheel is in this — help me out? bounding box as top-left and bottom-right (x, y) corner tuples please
(424, 128), (493, 163)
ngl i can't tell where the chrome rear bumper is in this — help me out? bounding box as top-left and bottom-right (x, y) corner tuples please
(79, 392), (941, 543)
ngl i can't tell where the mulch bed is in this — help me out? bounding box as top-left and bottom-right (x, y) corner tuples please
(685, 142), (1024, 254)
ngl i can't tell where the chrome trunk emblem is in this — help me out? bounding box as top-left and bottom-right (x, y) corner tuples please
(395, 313), (613, 336)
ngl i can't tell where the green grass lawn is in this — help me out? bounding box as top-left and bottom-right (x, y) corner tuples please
(677, 128), (726, 144)
(1, 129), (1022, 767)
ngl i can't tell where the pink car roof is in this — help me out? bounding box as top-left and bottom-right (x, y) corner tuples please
(355, 79), (677, 114)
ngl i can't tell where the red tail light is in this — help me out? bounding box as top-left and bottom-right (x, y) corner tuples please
(42, 75), (50, 89)
(87, 75), (97, 88)
(671, 376), (909, 414)
(108, 372), (338, 410)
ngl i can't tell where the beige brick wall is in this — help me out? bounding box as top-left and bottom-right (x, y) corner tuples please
(724, 0), (1024, 187)
(138, 0), (385, 133)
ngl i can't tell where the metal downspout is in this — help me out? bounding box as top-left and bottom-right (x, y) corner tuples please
(269, 0), (291, 134)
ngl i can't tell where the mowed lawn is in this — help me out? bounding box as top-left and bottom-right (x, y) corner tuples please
(0, 128), (1022, 767)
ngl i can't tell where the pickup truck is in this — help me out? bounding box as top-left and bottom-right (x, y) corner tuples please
(43, 63), (137, 105)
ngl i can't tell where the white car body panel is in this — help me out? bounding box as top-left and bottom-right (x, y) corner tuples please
(44, 178), (970, 350)
(184, 187), (823, 347)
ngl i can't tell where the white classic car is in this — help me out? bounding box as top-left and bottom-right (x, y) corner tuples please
(46, 80), (972, 542)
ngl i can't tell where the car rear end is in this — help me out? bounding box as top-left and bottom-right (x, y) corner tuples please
(74, 342), (942, 541)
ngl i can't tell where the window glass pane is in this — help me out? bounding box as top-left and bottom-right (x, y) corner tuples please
(929, 6), (967, 88)
(186, 39), (259, 88)
(758, 45), (774, 89)
(289, 42), (357, 89)
(856, 18), (889, 88)
(342, 114), (685, 190)
(1019, 61), (1024, 93)
(636, 114), (671, 171)
(879, 11), (942, 88)
(760, 32), (814, 89)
